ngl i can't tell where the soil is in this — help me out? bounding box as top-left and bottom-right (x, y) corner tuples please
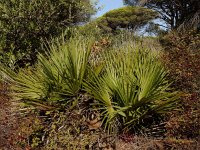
(0, 83), (19, 149)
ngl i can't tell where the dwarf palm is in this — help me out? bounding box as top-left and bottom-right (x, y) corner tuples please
(84, 43), (180, 131)
(0, 35), (94, 106)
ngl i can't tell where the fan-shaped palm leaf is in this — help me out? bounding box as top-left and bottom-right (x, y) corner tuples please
(84, 43), (179, 131)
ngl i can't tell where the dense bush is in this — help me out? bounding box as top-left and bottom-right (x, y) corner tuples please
(161, 30), (200, 92)
(0, 0), (96, 68)
(161, 30), (200, 139)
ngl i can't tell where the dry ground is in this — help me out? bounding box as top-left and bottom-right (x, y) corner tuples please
(0, 83), (199, 150)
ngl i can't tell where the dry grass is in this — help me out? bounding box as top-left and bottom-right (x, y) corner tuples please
(116, 137), (200, 150)
(0, 83), (33, 149)
(0, 83), (17, 149)
(116, 136), (163, 150)
(0, 82), (199, 150)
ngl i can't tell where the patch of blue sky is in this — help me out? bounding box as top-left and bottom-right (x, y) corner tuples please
(94, 0), (124, 17)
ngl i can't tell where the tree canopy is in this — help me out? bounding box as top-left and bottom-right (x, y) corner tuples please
(95, 6), (158, 32)
(124, 0), (200, 30)
(0, 0), (96, 68)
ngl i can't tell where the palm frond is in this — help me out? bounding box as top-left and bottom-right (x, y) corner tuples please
(0, 34), (95, 105)
(84, 41), (179, 131)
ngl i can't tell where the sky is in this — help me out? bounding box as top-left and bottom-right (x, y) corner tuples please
(95, 0), (124, 17)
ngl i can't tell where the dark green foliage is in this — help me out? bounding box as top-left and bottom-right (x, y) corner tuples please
(0, 0), (96, 68)
(95, 6), (158, 32)
(124, 0), (200, 30)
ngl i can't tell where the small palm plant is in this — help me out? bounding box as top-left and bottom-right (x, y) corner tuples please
(0, 35), (94, 107)
(84, 42), (180, 131)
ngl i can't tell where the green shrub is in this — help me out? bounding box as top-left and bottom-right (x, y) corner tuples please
(84, 41), (180, 132)
(1, 34), (179, 133)
(0, 0), (96, 68)
(0, 35), (95, 107)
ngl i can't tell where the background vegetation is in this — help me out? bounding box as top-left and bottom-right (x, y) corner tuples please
(0, 0), (199, 149)
(124, 0), (200, 30)
(95, 6), (158, 32)
(0, 0), (96, 68)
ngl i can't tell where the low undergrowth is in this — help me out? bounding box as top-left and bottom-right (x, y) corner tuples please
(2, 32), (198, 149)
(161, 30), (200, 140)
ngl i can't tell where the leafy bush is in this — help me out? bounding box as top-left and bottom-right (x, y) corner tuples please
(0, 0), (96, 68)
